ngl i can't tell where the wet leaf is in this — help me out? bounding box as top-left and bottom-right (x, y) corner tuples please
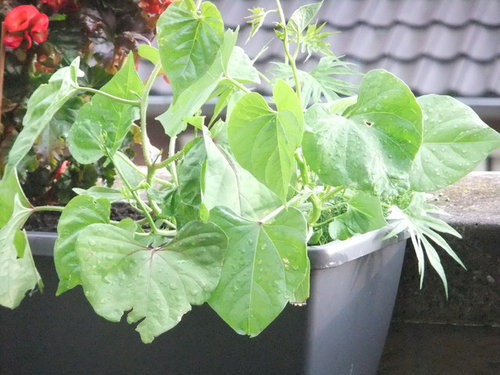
(76, 221), (227, 343)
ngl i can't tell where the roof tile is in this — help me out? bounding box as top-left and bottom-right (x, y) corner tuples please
(154, 0), (500, 97)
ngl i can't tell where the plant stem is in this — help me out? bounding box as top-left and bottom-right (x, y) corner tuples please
(76, 86), (141, 105)
(259, 192), (309, 224)
(294, 150), (309, 186)
(112, 155), (159, 233)
(168, 136), (179, 186)
(155, 148), (185, 170)
(275, 0), (302, 104)
(320, 185), (345, 203)
(31, 205), (65, 213)
(141, 62), (163, 171)
(226, 76), (251, 94)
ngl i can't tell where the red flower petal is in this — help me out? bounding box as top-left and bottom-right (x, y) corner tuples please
(3, 33), (24, 49)
(29, 13), (50, 43)
(3, 5), (39, 33)
(23, 30), (33, 49)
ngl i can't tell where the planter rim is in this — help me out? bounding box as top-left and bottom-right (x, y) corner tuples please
(307, 221), (407, 269)
(27, 221), (407, 270)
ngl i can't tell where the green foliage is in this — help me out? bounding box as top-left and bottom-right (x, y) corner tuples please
(273, 56), (359, 106)
(54, 195), (111, 294)
(0, 173), (40, 308)
(228, 81), (304, 200)
(209, 206), (308, 336)
(6, 58), (81, 174)
(1, 0), (499, 343)
(410, 95), (500, 191)
(76, 221), (227, 343)
(303, 70), (422, 195)
(68, 55), (143, 164)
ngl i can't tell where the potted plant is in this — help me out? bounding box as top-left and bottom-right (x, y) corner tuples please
(1, 0), (500, 374)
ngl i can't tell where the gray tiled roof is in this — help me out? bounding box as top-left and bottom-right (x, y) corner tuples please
(149, 0), (500, 98)
(218, 0), (500, 97)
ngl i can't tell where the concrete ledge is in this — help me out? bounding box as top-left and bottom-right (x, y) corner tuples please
(391, 172), (499, 325)
(380, 172), (500, 374)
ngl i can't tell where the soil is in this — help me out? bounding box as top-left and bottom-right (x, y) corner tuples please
(24, 202), (144, 232)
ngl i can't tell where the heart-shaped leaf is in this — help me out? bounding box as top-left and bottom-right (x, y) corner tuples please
(410, 95), (500, 191)
(202, 128), (280, 220)
(228, 81), (304, 200)
(157, 0), (224, 96)
(209, 206), (309, 336)
(303, 70), (422, 194)
(76, 221), (227, 343)
(328, 191), (387, 240)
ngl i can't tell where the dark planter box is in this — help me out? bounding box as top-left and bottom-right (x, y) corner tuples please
(0, 228), (406, 375)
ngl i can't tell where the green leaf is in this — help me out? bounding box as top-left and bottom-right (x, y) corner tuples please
(209, 207), (309, 336)
(178, 138), (205, 208)
(226, 46), (261, 84)
(34, 96), (84, 164)
(73, 186), (124, 203)
(328, 191), (387, 240)
(0, 172), (30, 226)
(228, 82), (304, 200)
(54, 195), (111, 294)
(287, 1), (323, 35)
(410, 95), (500, 191)
(138, 45), (160, 65)
(273, 57), (359, 106)
(0, 192), (41, 309)
(157, 0), (224, 96)
(303, 70), (422, 194)
(6, 58), (81, 173)
(395, 193), (464, 296)
(112, 151), (146, 190)
(157, 29), (238, 137)
(300, 22), (334, 58)
(245, 8), (275, 41)
(76, 221), (227, 343)
(69, 55), (143, 163)
(202, 128), (280, 220)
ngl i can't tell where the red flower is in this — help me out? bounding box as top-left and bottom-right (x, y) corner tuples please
(41, 0), (79, 14)
(3, 5), (39, 33)
(54, 161), (71, 180)
(2, 5), (49, 50)
(30, 13), (50, 44)
(138, 0), (177, 16)
(3, 33), (24, 49)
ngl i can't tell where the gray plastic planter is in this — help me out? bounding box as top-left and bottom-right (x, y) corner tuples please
(0, 227), (406, 375)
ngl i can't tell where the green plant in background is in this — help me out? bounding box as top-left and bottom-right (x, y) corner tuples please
(0, 0), (159, 204)
(1, 0), (500, 343)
